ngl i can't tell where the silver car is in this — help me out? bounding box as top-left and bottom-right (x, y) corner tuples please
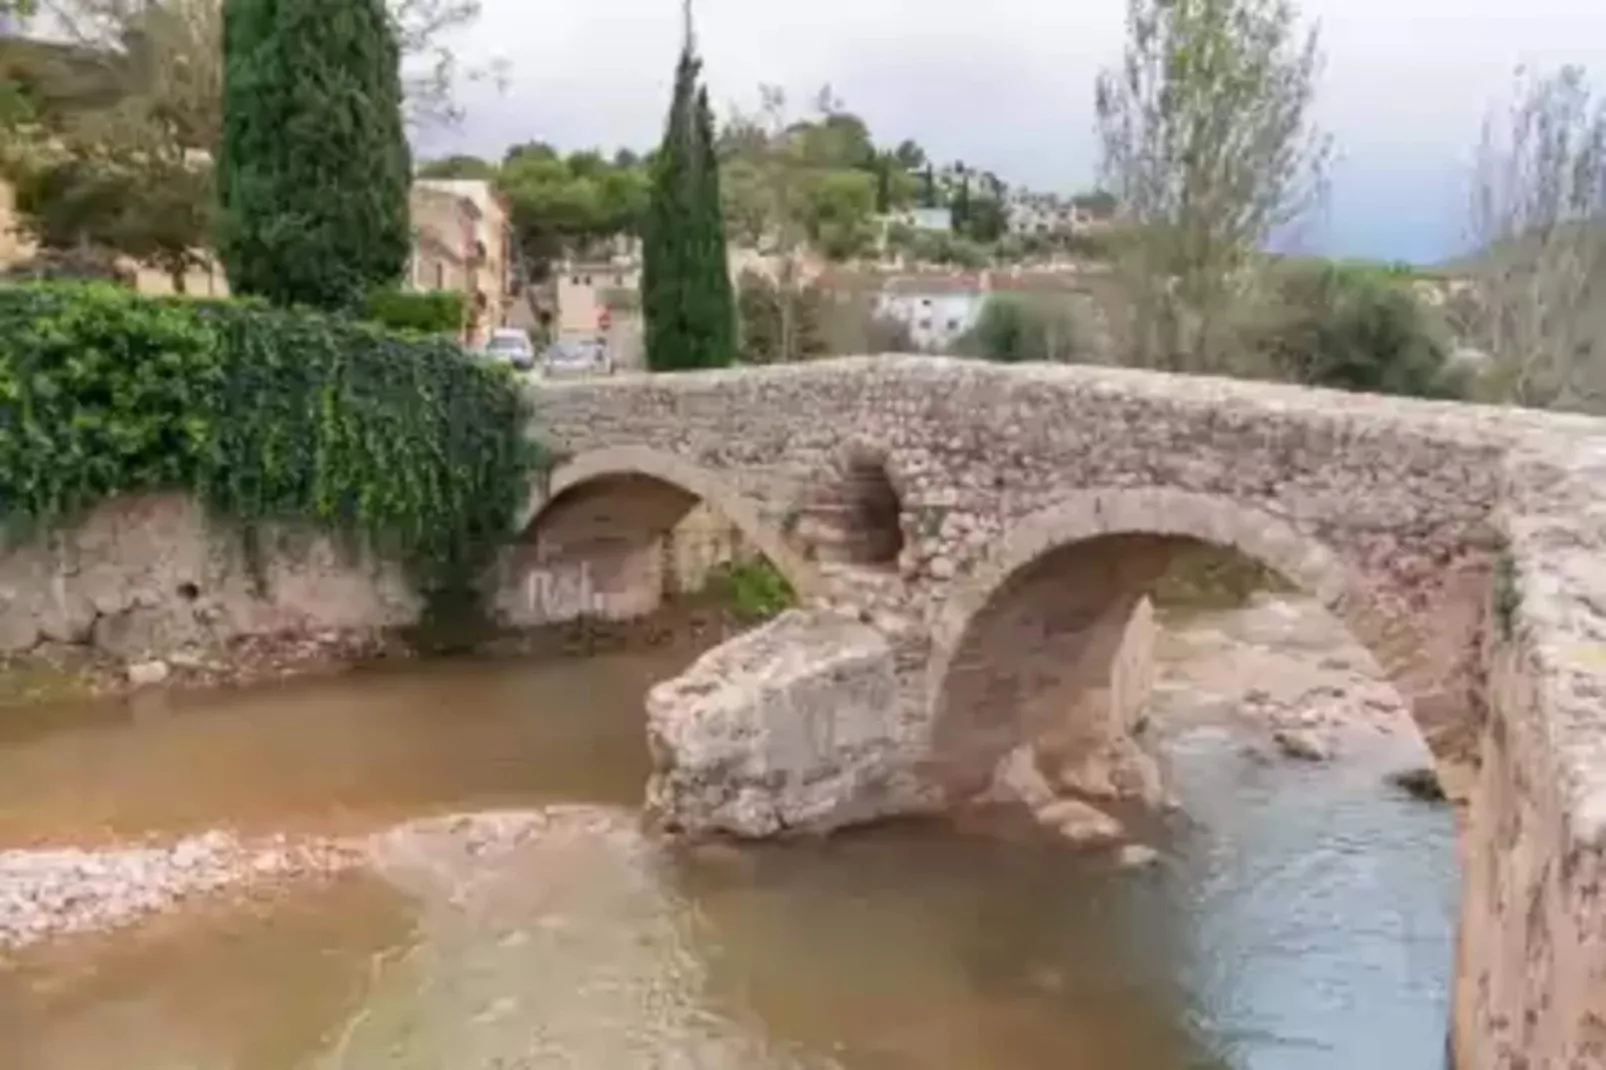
(481, 329), (536, 372)
(541, 339), (612, 378)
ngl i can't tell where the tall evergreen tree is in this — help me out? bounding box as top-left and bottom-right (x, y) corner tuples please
(217, 0), (412, 312)
(641, 3), (736, 371)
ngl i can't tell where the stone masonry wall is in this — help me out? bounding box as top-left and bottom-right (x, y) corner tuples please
(0, 492), (748, 673)
(525, 355), (1606, 1069)
(1451, 433), (1606, 1070)
(0, 494), (418, 665)
(525, 356), (1523, 777)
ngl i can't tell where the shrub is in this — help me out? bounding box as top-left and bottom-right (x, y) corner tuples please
(704, 559), (795, 623)
(0, 283), (546, 635)
(952, 292), (1090, 363)
(360, 288), (465, 336)
(736, 270), (827, 364)
(1248, 261), (1466, 398)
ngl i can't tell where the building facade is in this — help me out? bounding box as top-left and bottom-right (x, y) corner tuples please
(873, 274), (987, 352)
(409, 178), (513, 346)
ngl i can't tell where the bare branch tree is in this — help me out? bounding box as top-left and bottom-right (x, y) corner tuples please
(37, 0), (491, 134)
(1095, 0), (1331, 373)
(1463, 64), (1606, 413)
(722, 85), (825, 362)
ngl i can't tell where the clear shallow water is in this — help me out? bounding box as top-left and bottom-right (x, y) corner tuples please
(0, 645), (1456, 1070)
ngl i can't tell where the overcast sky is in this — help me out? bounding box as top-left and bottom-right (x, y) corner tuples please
(420, 0), (1606, 265)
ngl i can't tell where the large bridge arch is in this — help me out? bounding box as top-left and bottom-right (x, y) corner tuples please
(923, 486), (1477, 800)
(518, 445), (821, 603)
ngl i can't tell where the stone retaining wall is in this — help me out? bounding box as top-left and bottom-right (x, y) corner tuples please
(0, 492), (752, 676)
(0, 494), (418, 665)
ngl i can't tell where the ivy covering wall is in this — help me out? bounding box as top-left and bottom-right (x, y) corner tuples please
(0, 284), (546, 633)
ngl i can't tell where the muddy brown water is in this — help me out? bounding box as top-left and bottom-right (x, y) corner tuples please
(0, 617), (1455, 1070)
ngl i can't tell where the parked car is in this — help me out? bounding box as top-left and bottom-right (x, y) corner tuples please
(541, 338), (612, 378)
(481, 328), (536, 372)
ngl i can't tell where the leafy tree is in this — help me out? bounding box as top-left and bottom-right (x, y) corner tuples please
(1249, 260), (1465, 398)
(951, 172), (971, 231)
(641, 11), (735, 370)
(2, 1), (218, 289)
(804, 168), (876, 259)
(1095, 0), (1331, 373)
(497, 142), (648, 278)
(418, 153), (496, 180)
(217, 0), (412, 311)
(954, 292), (1090, 363)
(736, 268), (826, 363)
(962, 195), (1008, 243)
(12, 133), (213, 289)
(892, 139), (927, 171)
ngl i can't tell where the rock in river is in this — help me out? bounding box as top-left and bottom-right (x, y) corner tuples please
(643, 609), (920, 839)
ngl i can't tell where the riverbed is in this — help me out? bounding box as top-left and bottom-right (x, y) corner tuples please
(0, 596), (1456, 1070)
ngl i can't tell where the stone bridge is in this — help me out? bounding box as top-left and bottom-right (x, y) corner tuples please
(520, 355), (1606, 1070)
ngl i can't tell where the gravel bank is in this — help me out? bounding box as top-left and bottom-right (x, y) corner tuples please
(0, 830), (363, 952)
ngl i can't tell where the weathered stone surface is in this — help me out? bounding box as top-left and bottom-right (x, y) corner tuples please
(125, 659), (171, 687)
(1117, 844), (1162, 869)
(521, 356), (1606, 1068)
(525, 356), (1514, 780)
(643, 609), (920, 838)
(1273, 727), (1334, 762)
(0, 495), (419, 664)
(1034, 797), (1125, 848)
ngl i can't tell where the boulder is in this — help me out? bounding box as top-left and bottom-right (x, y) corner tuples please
(1032, 797), (1125, 848)
(643, 610), (919, 839)
(981, 744), (1058, 810)
(1273, 727), (1334, 762)
(126, 659), (171, 687)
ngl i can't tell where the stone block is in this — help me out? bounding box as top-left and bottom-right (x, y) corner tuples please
(643, 609), (918, 838)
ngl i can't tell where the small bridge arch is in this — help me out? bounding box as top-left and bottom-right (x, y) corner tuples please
(923, 486), (1467, 797)
(519, 445), (821, 602)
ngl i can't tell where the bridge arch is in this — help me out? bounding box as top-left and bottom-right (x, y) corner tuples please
(923, 486), (1456, 799)
(518, 445), (820, 603)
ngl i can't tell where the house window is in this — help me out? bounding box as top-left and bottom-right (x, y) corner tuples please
(571, 275), (581, 285)
(582, 275), (593, 286)
(918, 318), (932, 330)
(947, 318), (959, 331)
(920, 298), (932, 307)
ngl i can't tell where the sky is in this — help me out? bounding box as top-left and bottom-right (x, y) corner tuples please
(420, 0), (1606, 265)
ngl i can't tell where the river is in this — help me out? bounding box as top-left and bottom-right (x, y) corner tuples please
(0, 601), (1455, 1070)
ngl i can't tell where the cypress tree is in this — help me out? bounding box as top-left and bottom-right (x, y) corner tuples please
(641, 5), (736, 371)
(217, 0), (412, 312)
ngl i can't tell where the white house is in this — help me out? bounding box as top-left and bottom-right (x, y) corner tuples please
(874, 275), (988, 352)
(886, 206), (954, 233)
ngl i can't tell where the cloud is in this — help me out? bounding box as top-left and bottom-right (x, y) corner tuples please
(425, 0), (1606, 262)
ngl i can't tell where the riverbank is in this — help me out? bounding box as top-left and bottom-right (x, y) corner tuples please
(1151, 589), (1430, 768)
(0, 595), (761, 715)
(0, 830), (365, 952)
(0, 585), (1444, 956)
(0, 811), (629, 955)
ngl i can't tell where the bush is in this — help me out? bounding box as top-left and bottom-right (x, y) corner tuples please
(953, 292), (1090, 363)
(0, 283), (546, 634)
(360, 288), (465, 336)
(1248, 261), (1467, 398)
(736, 270), (827, 364)
(704, 559), (795, 623)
